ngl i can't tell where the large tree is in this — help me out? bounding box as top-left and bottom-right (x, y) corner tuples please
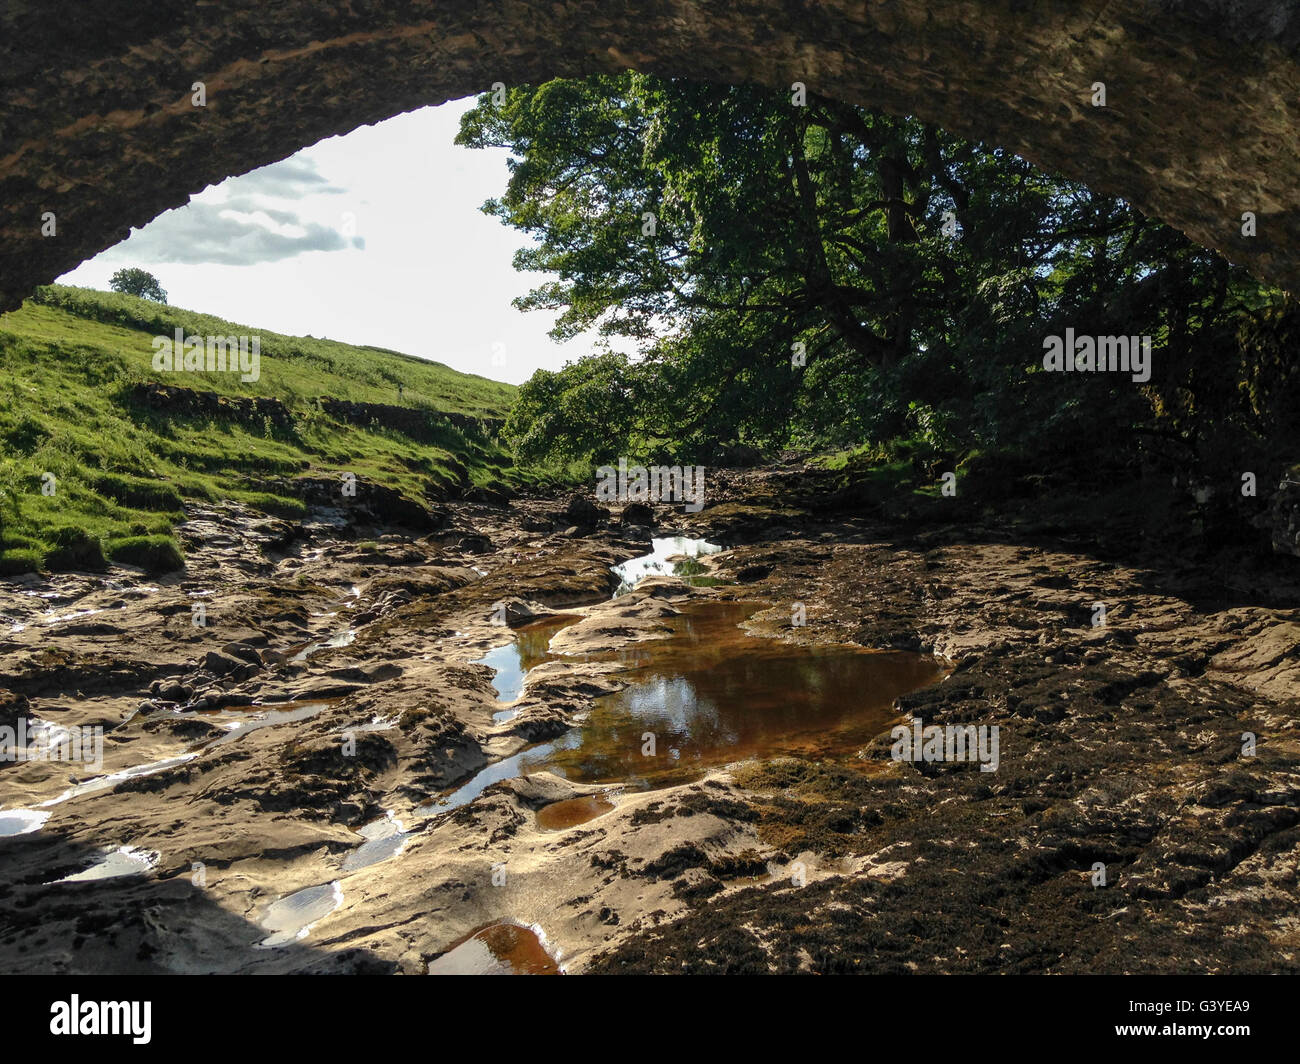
(109, 267), (167, 303)
(460, 74), (1281, 469)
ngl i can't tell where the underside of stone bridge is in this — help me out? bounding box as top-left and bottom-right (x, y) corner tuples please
(1, 1), (1297, 310)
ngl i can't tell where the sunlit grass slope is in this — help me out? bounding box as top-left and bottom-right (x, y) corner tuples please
(0, 285), (521, 574)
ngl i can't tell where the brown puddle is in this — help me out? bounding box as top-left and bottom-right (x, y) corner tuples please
(427, 922), (561, 975)
(533, 600), (948, 789)
(422, 600), (947, 817)
(536, 794), (615, 831)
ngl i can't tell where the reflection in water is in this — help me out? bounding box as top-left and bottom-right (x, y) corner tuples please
(418, 743), (558, 816)
(427, 922), (561, 975)
(290, 628), (357, 662)
(207, 701), (331, 747)
(534, 601), (948, 789)
(342, 814), (409, 872)
(49, 845), (158, 883)
(475, 614), (582, 709)
(0, 808), (50, 837)
(38, 753), (199, 807)
(256, 881), (343, 948)
(613, 537), (724, 595)
(423, 600), (948, 814)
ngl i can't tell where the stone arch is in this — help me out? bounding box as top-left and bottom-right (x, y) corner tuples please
(2, 1), (1298, 310)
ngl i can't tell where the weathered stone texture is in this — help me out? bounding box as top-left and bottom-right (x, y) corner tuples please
(1, 1), (1297, 309)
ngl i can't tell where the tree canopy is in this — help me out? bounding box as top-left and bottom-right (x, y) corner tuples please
(109, 267), (167, 304)
(459, 74), (1291, 481)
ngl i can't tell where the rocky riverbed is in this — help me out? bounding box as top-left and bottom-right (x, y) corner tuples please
(1, 466), (1298, 974)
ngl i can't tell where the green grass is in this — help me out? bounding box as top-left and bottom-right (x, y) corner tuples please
(23, 285), (515, 415)
(104, 534), (186, 574)
(0, 285), (526, 574)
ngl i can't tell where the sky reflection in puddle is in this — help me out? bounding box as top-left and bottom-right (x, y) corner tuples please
(426, 600), (947, 814)
(475, 614), (582, 710)
(531, 601), (948, 789)
(256, 881), (343, 948)
(612, 536), (724, 595)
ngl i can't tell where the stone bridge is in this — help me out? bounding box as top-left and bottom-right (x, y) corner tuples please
(1, 1), (1297, 310)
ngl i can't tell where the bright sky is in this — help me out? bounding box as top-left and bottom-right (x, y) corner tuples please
(56, 98), (596, 386)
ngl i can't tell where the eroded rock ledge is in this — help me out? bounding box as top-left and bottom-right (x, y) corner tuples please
(0, 467), (1296, 973)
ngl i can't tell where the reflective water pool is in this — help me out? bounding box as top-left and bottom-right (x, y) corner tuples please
(474, 614), (582, 714)
(425, 600), (947, 811)
(532, 601), (949, 789)
(612, 536), (725, 595)
(427, 922), (561, 975)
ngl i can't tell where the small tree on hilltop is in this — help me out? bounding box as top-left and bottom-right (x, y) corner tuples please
(109, 267), (167, 303)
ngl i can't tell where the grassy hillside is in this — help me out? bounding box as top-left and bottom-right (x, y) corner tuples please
(0, 285), (522, 575)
